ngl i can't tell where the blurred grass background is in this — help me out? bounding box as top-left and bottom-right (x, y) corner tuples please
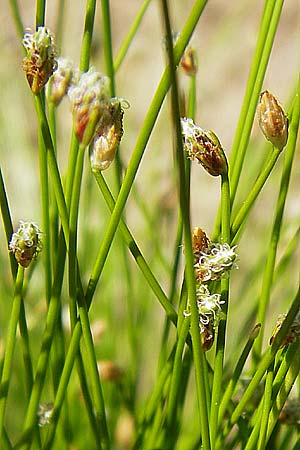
(0, 0), (300, 446)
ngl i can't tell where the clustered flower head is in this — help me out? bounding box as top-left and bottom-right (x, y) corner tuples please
(22, 27), (57, 94)
(68, 69), (111, 147)
(22, 28), (127, 170)
(279, 399), (300, 426)
(90, 97), (125, 171)
(270, 311), (300, 348)
(9, 221), (43, 268)
(37, 402), (53, 427)
(257, 90), (288, 151)
(47, 57), (74, 105)
(194, 242), (238, 283)
(180, 46), (198, 76)
(181, 118), (228, 176)
(184, 227), (238, 351)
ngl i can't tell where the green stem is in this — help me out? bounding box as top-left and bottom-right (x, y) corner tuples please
(165, 317), (191, 441)
(68, 145), (85, 329)
(18, 236), (66, 450)
(218, 324), (261, 423)
(0, 266), (24, 442)
(212, 0), (284, 240)
(243, 343), (299, 450)
(161, 2), (210, 450)
(114, 0), (152, 72)
(257, 362), (274, 450)
(35, 0), (45, 27)
(38, 124), (52, 304)
(252, 85), (300, 362)
(79, 0), (97, 72)
(210, 173), (231, 450)
(230, 287), (300, 427)
(94, 171), (177, 322)
(230, 147), (281, 244)
(77, 305), (110, 449)
(85, 0), (208, 308)
(8, 0), (23, 39)
(100, 0), (115, 95)
(0, 168), (17, 277)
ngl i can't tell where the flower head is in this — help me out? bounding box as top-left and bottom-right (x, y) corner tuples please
(194, 242), (237, 283)
(22, 27), (57, 94)
(192, 227), (210, 261)
(196, 284), (225, 331)
(47, 57), (74, 105)
(37, 403), (53, 427)
(9, 221), (43, 268)
(89, 97), (125, 171)
(257, 90), (288, 151)
(279, 399), (300, 426)
(270, 311), (300, 347)
(68, 68), (110, 146)
(181, 118), (228, 176)
(180, 46), (198, 76)
(184, 285), (225, 329)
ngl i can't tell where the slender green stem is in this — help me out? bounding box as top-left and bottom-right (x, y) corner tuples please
(212, 0), (284, 240)
(0, 266), (24, 442)
(230, 287), (300, 427)
(252, 86), (300, 362)
(35, 95), (70, 241)
(243, 343), (300, 450)
(114, 0), (152, 72)
(100, 0), (115, 95)
(162, 2), (210, 450)
(68, 145), (85, 329)
(38, 125), (52, 303)
(35, 0), (46, 27)
(230, 147), (281, 244)
(210, 173), (231, 449)
(79, 0), (97, 72)
(218, 324), (261, 423)
(94, 171), (177, 322)
(78, 304), (110, 449)
(19, 237), (66, 450)
(8, 0), (23, 39)
(0, 169), (17, 277)
(85, 0), (208, 308)
(257, 362), (274, 450)
(165, 317), (191, 441)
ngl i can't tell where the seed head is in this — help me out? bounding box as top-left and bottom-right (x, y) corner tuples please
(200, 322), (215, 352)
(279, 399), (300, 426)
(9, 221), (43, 268)
(68, 68), (110, 146)
(180, 46), (198, 76)
(257, 90), (288, 151)
(22, 27), (57, 94)
(47, 57), (74, 105)
(181, 118), (228, 176)
(192, 227), (210, 261)
(270, 311), (300, 347)
(97, 360), (123, 382)
(90, 98), (125, 171)
(194, 242), (237, 283)
(196, 284), (225, 330)
(37, 403), (53, 427)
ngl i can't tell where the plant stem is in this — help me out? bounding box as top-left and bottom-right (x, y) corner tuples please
(230, 147), (281, 244)
(161, 1), (210, 450)
(0, 266), (24, 442)
(210, 172), (231, 450)
(252, 85), (300, 362)
(85, 0), (208, 308)
(114, 0), (152, 72)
